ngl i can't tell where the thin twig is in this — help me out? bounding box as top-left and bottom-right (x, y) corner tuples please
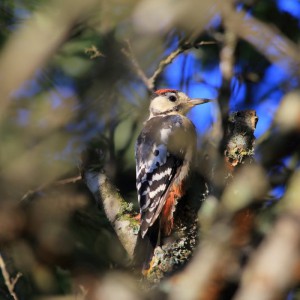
(55, 175), (82, 185)
(148, 40), (216, 89)
(21, 174), (82, 202)
(10, 273), (22, 290)
(122, 40), (152, 91)
(0, 253), (20, 300)
(148, 47), (184, 90)
(84, 45), (105, 59)
(123, 39), (216, 91)
(194, 40), (218, 48)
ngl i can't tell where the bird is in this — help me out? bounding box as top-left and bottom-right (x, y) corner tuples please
(134, 88), (211, 272)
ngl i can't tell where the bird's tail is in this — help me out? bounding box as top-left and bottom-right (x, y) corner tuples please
(133, 219), (160, 274)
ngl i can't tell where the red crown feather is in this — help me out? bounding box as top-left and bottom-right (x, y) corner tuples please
(155, 89), (178, 95)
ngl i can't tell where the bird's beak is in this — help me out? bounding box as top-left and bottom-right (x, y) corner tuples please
(187, 98), (212, 107)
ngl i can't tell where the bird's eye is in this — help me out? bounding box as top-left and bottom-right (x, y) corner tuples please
(168, 95), (177, 102)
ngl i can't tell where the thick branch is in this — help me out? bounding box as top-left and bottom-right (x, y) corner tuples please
(167, 164), (268, 300)
(83, 170), (138, 258)
(234, 171), (300, 300)
(220, 3), (300, 75)
(220, 26), (237, 81)
(234, 215), (300, 300)
(224, 110), (258, 170)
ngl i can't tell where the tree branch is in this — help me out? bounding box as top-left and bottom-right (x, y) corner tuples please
(21, 175), (82, 203)
(234, 171), (300, 300)
(0, 253), (21, 300)
(148, 47), (184, 90)
(224, 110), (258, 171)
(219, 3), (300, 75)
(220, 25), (237, 81)
(122, 40), (152, 91)
(166, 163), (268, 300)
(83, 170), (138, 258)
(123, 40), (216, 92)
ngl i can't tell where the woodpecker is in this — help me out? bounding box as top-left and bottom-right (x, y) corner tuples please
(134, 89), (210, 271)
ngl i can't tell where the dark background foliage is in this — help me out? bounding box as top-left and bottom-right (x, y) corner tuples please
(0, 0), (300, 299)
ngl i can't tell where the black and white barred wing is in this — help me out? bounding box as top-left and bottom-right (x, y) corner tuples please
(135, 126), (183, 237)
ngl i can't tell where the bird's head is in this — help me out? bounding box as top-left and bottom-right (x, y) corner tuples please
(149, 89), (211, 118)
